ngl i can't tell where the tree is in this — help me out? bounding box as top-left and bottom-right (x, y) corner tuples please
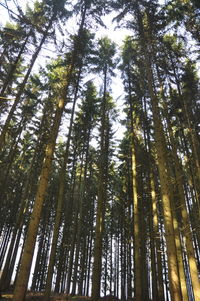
(12, 1), (110, 300)
(91, 36), (117, 300)
(0, 0), (70, 150)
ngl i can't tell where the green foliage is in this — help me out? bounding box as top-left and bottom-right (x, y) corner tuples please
(92, 36), (117, 76)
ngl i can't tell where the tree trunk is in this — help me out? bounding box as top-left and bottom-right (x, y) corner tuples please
(12, 94), (68, 301)
(139, 36), (183, 300)
(127, 62), (142, 300)
(43, 66), (82, 301)
(160, 81), (200, 300)
(12, 6), (87, 297)
(91, 68), (108, 300)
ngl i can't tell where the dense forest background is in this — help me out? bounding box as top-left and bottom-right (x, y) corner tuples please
(0, 0), (200, 301)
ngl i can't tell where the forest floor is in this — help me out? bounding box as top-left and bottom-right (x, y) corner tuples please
(0, 293), (93, 301)
(0, 293), (121, 301)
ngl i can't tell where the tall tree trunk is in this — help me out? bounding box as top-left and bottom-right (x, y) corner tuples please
(127, 62), (142, 300)
(43, 66), (82, 301)
(54, 152), (78, 293)
(12, 5), (87, 298)
(149, 176), (159, 301)
(137, 21), (183, 298)
(150, 171), (165, 301)
(91, 68), (108, 300)
(159, 80), (200, 300)
(13, 81), (72, 301)
(0, 96), (53, 293)
(146, 73), (182, 300)
(71, 130), (91, 295)
(148, 86), (182, 300)
(0, 227), (12, 270)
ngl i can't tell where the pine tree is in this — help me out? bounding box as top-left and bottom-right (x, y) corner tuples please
(91, 36), (117, 300)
